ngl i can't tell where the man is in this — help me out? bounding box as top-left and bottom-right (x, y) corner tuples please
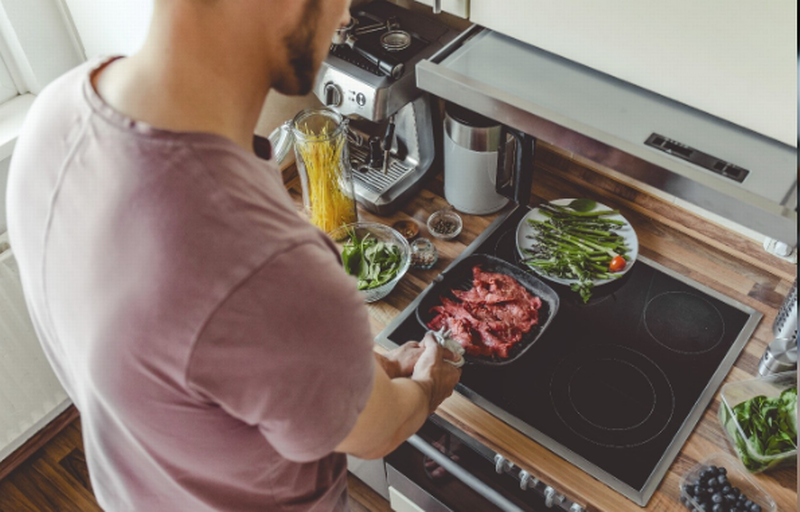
(6, 0), (461, 510)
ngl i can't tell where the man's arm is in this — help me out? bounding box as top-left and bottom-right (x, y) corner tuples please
(335, 335), (461, 460)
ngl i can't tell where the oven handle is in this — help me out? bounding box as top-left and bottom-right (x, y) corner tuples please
(407, 435), (527, 512)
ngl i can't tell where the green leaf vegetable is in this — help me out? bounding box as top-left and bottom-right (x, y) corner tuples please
(720, 386), (797, 473)
(522, 201), (630, 302)
(567, 198), (597, 213)
(341, 230), (403, 291)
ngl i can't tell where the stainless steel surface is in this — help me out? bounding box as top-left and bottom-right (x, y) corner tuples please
(332, 18), (399, 45)
(343, 96), (435, 214)
(386, 465), (453, 512)
(519, 470), (536, 490)
(381, 30), (412, 52)
(416, 28), (798, 245)
(758, 337), (798, 376)
(494, 454), (514, 474)
(433, 0), (442, 14)
(374, 205), (764, 507)
(406, 435), (527, 512)
(315, 2), (460, 123)
(424, 415), (585, 512)
(444, 111), (503, 152)
(773, 278), (797, 340)
(314, 1), (461, 213)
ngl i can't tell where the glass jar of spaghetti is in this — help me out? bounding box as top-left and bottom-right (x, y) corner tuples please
(292, 108), (358, 234)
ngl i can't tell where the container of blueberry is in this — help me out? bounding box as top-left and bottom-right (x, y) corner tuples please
(679, 453), (776, 512)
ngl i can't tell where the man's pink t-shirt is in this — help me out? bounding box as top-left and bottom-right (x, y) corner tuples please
(6, 58), (375, 511)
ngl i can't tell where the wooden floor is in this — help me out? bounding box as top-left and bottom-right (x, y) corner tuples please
(0, 418), (392, 512)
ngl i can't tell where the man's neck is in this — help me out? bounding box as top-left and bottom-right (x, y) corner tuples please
(94, 5), (275, 152)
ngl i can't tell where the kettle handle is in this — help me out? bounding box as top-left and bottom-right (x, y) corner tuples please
(496, 126), (535, 207)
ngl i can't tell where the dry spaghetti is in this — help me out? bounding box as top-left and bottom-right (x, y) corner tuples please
(295, 122), (357, 233)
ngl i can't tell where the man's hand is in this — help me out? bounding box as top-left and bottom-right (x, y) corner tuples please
(378, 341), (425, 379)
(411, 334), (462, 414)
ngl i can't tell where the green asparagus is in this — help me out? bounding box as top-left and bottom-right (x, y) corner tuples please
(522, 201), (631, 302)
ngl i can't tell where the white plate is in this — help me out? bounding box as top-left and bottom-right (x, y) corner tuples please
(515, 198), (639, 287)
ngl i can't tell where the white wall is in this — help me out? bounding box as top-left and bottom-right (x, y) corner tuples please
(62, 0), (152, 58)
(0, 156), (9, 233)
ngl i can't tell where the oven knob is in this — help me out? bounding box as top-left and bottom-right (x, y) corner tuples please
(519, 470), (539, 490)
(323, 82), (343, 107)
(544, 486), (564, 508)
(493, 454), (514, 474)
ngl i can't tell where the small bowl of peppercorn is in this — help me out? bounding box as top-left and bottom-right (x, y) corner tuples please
(427, 209), (463, 240)
(410, 238), (438, 270)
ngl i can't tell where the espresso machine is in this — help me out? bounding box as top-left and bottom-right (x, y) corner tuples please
(312, 0), (461, 214)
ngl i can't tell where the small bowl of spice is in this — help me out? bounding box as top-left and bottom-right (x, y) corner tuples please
(427, 209), (462, 240)
(392, 220), (420, 241)
(410, 238), (438, 269)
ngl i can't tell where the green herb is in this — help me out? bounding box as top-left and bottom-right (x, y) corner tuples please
(720, 386), (797, 473)
(341, 230), (403, 290)
(568, 198), (597, 212)
(521, 201), (630, 303)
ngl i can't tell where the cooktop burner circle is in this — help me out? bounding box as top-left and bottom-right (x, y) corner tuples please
(550, 345), (675, 448)
(644, 292), (725, 354)
(494, 228), (521, 265)
(569, 359), (656, 430)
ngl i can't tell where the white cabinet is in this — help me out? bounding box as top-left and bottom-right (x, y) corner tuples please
(470, 0), (796, 147)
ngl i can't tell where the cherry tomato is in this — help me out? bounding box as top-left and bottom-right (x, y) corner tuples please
(609, 255), (626, 272)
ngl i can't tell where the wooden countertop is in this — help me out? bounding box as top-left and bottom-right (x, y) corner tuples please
(284, 141), (797, 511)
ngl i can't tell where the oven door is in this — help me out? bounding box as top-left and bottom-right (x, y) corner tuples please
(385, 418), (566, 512)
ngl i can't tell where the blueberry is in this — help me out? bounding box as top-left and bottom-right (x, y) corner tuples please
(725, 493), (737, 503)
(716, 475), (727, 486)
(744, 499), (754, 508)
(731, 487), (741, 496)
(718, 467), (727, 476)
(750, 504), (761, 512)
(712, 493), (724, 504)
(722, 485), (731, 493)
(694, 485), (704, 497)
(712, 504), (723, 512)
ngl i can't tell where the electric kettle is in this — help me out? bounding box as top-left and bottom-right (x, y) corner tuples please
(443, 102), (533, 214)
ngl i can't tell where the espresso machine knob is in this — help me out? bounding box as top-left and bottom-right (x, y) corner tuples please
(324, 82), (343, 107)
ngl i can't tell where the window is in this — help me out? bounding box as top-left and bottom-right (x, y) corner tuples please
(0, 55), (18, 105)
(0, 0), (85, 160)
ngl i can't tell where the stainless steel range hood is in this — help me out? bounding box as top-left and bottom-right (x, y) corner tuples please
(417, 27), (798, 245)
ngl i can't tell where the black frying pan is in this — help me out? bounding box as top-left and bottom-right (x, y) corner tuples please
(416, 254), (560, 366)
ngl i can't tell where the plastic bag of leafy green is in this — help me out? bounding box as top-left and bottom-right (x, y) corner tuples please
(719, 385), (797, 473)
